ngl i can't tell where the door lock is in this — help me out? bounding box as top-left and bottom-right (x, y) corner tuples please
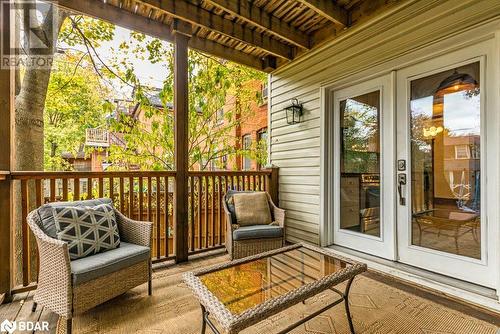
(398, 173), (407, 206)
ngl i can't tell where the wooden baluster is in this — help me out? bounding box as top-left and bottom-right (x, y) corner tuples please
(62, 179), (68, 201)
(197, 177), (202, 249)
(217, 176), (222, 245)
(74, 178), (80, 200)
(211, 176), (215, 247)
(119, 177), (124, 213)
(87, 177), (93, 199)
(128, 177), (134, 218)
(35, 180), (42, 208)
(98, 177), (104, 198)
(147, 177), (152, 223)
(203, 176), (208, 249)
(222, 176), (227, 243)
(138, 177), (144, 221)
(49, 178), (56, 202)
(34, 179), (42, 280)
(109, 177), (114, 203)
(164, 176), (169, 257)
(190, 176), (194, 252)
(156, 176), (161, 259)
(21, 179), (29, 286)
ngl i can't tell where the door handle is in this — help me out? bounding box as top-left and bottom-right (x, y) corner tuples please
(398, 173), (407, 206)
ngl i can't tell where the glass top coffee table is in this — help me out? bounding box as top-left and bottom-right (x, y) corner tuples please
(183, 243), (367, 334)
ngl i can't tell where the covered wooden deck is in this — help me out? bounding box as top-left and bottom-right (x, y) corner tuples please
(1, 251), (498, 334)
(0, 0), (404, 299)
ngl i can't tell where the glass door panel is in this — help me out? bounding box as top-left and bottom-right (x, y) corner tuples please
(396, 42), (496, 288)
(340, 91), (381, 237)
(409, 62), (481, 259)
(332, 74), (395, 260)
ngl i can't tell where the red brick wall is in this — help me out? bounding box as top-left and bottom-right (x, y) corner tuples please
(227, 80), (268, 171)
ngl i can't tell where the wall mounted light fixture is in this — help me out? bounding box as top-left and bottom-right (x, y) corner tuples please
(285, 98), (303, 125)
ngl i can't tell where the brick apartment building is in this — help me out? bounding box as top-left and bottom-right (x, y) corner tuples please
(209, 79), (269, 171)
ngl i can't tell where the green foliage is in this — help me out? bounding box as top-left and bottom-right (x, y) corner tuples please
(44, 51), (112, 170)
(107, 32), (266, 170)
(59, 15), (114, 48)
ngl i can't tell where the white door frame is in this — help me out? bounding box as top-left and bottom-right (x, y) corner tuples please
(325, 74), (396, 260)
(395, 40), (498, 289)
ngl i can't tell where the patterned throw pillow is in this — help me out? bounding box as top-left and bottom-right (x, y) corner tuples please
(52, 204), (120, 260)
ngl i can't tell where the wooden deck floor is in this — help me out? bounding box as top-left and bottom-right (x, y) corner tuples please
(1, 251), (499, 334)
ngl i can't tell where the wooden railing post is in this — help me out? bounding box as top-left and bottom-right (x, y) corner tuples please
(0, 2), (13, 297)
(268, 167), (279, 206)
(173, 21), (191, 263)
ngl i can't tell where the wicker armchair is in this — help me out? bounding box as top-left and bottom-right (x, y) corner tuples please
(27, 199), (153, 334)
(223, 191), (285, 259)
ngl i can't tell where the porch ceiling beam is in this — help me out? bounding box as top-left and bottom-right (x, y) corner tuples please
(296, 0), (348, 26)
(205, 0), (311, 49)
(50, 0), (276, 72)
(138, 0), (294, 60)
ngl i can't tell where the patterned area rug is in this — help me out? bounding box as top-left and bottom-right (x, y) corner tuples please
(73, 254), (499, 334)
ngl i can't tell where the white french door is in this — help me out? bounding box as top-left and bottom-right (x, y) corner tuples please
(332, 74), (396, 260)
(395, 41), (497, 288)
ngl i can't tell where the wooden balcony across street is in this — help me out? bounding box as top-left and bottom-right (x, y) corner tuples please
(8, 169), (279, 294)
(85, 128), (110, 147)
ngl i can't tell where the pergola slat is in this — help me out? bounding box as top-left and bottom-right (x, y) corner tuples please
(139, 0), (295, 60)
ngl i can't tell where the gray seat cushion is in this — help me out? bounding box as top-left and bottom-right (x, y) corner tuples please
(232, 225), (283, 241)
(36, 198), (113, 239)
(70, 242), (150, 285)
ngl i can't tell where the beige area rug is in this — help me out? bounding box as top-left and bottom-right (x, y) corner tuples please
(73, 254), (499, 334)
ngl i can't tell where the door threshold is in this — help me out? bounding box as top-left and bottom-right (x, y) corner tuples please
(327, 245), (500, 312)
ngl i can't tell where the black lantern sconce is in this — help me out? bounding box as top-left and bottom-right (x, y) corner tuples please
(285, 98), (303, 125)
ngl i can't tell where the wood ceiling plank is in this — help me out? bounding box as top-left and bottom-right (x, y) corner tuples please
(296, 0), (348, 26)
(206, 0), (311, 49)
(138, 0), (294, 59)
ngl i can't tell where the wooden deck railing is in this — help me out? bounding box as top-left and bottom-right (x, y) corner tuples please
(187, 170), (276, 254)
(10, 169), (278, 291)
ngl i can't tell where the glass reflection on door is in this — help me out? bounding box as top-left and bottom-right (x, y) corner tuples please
(339, 91), (381, 237)
(410, 62), (481, 259)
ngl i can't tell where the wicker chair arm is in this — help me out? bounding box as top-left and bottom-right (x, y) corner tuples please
(267, 194), (285, 227)
(114, 210), (153, 248)
(27, 211), (73, 318)
(273, 207), (285, 227)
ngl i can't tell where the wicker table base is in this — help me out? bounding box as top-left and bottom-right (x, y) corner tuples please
(199, 276), (357, 334)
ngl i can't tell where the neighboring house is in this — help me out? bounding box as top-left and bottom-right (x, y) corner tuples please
(62, 89), (168, 171)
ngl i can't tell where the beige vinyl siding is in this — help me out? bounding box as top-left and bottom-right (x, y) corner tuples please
(269, 0), (500, 245)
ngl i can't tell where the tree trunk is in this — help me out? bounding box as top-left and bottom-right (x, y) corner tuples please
(12, 5), (68, 286)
